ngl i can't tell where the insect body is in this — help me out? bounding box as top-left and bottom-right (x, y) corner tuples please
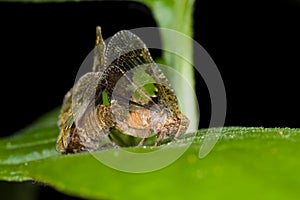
(56, 27), (189, 154)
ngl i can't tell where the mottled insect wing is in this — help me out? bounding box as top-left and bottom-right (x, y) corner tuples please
(103, 30), (179, 114)
(100, 30), (187, 140)
(101, 30), (154, 104)
(72, 72), (101, 120)
(104, 30), (149, 67)
(71, 72), (112, 150)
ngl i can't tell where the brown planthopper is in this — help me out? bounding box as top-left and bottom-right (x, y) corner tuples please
(56, 26), (189, 154)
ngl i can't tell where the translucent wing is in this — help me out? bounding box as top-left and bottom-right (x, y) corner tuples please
(72, 72), (112, 150)
(103, 30), (179, 114)
(104, 30), (151, 67)
(100, 30), (184, 139)
(72, 72), (102, 120)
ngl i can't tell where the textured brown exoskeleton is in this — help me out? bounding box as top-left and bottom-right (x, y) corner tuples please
(56, 27), (189, 154)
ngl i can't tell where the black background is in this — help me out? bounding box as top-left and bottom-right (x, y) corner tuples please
(0, 0), (299, 199)
(195, 0), (300, 128)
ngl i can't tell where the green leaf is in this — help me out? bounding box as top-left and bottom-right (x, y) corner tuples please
(1, 109), (300, 199)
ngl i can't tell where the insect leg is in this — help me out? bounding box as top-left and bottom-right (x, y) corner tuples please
(138, 137), (146, 146)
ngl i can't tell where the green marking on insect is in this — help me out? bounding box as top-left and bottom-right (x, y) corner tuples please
(102, 91), (110, 106)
